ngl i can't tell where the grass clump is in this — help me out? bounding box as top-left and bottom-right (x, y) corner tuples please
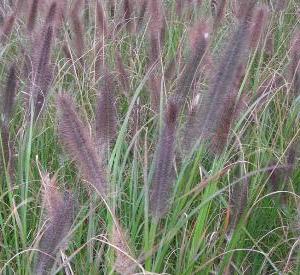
(0, 0), (299, 274)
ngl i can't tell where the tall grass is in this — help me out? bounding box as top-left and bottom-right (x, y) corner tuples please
(0, 0), (299, 274)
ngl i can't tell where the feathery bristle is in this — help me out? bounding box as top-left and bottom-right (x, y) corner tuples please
(27, 0), (39, 32)
(96, 0), (108, 37)
(57, 93), (108, 197)
(70, 0), (84, 61)
(95, 71), (117, 150)
(35, 173), (75, 275)
(150, 99), (179, 219)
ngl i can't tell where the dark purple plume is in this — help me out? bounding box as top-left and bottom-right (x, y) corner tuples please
(95, 71), (118, 151)
(184, 1), (255, 154)
(70, 0), (85, 61)
(28, 24), (54, 120)
(176, 22), (210, 104)
(27, 0), (39, 32)
(45, 1), (57, 25)
(148, 0), (165, 65)
(35, 173), (76, 275)
(150, 99), (179, 219)
(57, 93), (108, 197)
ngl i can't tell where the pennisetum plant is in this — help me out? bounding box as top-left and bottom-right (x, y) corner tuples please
(28, 25), (54, 120)
(150, 99), (179, 220)
(148, 0), (165, 66)
(25, 2), (58, 121)
(175, 21), (210, 104)
(95, 70), (118, 155)
(149, 20), (211, 219)
(35, 172), (76, 275)
(146, 0), (166, 112)
(183, 0), (257, 155)
(57, 93), (109, 198)
(27, 0), (39, 32)
(70, 0), (84, 63)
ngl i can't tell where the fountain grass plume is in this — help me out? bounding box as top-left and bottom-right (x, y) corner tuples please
(35, 173), (76, 275)
(70, 0), (84, 61)
(45, 1), (57, 25)
(175, 22), (210, 103)
(95, 70), (117, 151)
(150, 99), (179, 220)
(57, 93), (109, 197)
(185, 0), (256, 154)
(148, 0), (165, 65)
(30, 24), (54, 120)
(27, 0), (39, 32)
